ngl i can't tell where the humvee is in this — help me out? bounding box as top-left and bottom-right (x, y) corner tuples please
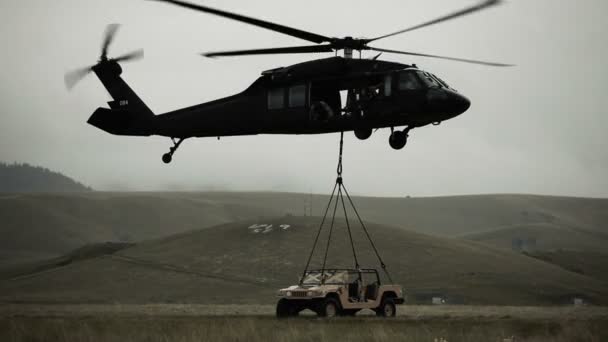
(276, 269), (404, 317)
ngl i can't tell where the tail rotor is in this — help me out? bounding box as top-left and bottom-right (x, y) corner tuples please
(64, 24), (144, 90)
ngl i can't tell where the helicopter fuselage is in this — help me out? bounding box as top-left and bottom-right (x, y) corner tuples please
(89, 57), (469, 139)
(87, 56), (470, 162)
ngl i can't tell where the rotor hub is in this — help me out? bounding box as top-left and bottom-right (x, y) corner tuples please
(331, 37), (369, 51)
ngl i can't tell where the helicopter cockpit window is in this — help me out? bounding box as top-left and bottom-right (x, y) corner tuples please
(399, 71), (421, 90)
(268, 88), (285, 110)
(431, 74), (451, 89)
(288, 84), (307, 108)
(417, 71), (439, 88)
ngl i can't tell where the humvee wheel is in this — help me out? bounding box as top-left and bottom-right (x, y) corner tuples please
(276, 298), (298, 318)
(318, 298), (340, 318)
(376, 298), (396, 317)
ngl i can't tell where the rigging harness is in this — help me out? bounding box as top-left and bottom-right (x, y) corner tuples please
(300, 132), (393, 285)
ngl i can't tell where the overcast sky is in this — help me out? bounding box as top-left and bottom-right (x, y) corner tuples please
(0, 0), (606, 197)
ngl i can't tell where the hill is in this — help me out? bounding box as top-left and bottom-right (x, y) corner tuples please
(525, 250), (608, 283)
(0, 192), (274, 266)
(459, 222), (608, 253)
(0, 162), (92, 193)
(1, 217), (606, 305)
(0, 242), (133, 281)
(1, 192), (607, 266)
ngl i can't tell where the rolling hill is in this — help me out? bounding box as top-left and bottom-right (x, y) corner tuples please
(0, 192), (277, 266)
(525, 250), (608, 283)
(1, 192), (607, 267)
(1, 216), (606, 305)
(0, 162), (91, 193)
(459, 222), (608, 252)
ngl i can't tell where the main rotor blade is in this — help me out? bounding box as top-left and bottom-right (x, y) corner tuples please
(368, 0), (503, 42)
(203, 45), (334, 58)
(150, 0), (331, 44)
(64, 66), (93, 90)
(113, 49), (145, 63)
(368, 47), (513, 67)
(101, 24), (120, 58)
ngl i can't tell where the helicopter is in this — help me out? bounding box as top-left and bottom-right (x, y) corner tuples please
(65, 0), (512, 164)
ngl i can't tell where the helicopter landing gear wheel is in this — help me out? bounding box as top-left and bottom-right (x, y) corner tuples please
(354, 128), (372, 140)
(162, 138), (185, 164)
(389, 130), (408, 150)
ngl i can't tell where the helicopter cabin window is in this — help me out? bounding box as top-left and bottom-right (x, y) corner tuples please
(288, 84), (307, 108)
(384, 75), (392, 97)
(268, 88), (285, 110)
(399, 71), (421, 90)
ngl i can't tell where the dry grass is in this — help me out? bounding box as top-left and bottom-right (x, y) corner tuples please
(1, 305), (607, 342)
(2, 304), (607, 320)
(1, 316), (606, 342)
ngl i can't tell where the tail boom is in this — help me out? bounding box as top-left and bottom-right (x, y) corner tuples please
(88, 61), (155, 136)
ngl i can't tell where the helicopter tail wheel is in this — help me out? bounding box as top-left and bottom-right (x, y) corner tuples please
(389, 131), (408, 150)
(354, 128), (372, 140)
(162, 138), (185, 164)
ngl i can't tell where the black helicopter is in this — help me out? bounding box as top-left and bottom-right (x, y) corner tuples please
(65, 0), (511, 164)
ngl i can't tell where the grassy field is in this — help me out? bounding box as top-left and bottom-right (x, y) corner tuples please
(1, 305), (607, 342)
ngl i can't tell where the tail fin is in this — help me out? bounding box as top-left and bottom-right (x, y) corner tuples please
(87, 61), (154, 136)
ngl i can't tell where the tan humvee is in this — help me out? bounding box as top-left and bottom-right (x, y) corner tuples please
(276, 269), (404, 317)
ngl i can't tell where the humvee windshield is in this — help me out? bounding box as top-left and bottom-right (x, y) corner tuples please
(302, 270), (349, 285)
(301, 269), (380, 285)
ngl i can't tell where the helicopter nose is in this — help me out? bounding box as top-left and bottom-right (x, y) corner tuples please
(450, 92), (470, 115)
(427, 89), (471, 117)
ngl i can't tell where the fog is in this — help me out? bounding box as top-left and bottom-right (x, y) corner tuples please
(0, 0), (606, 197)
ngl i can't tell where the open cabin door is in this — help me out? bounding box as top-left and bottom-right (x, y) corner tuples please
(309, 82), (341, 123)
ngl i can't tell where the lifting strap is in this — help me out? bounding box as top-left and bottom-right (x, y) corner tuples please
(300, 132), (394, 285)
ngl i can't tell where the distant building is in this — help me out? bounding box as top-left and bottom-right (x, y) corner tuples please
(512, 238), (523, 251)
(524, 237), (537, 252)
(432, 297), (445, 305)
(512, 237), (537, 252)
